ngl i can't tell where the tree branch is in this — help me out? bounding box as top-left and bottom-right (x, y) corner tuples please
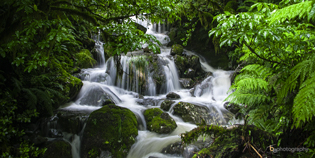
(244, 42), (288, 66)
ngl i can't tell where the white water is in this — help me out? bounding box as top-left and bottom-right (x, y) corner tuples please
(57, 18), (238, 158)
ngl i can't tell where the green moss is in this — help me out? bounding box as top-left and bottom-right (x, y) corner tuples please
(182, 125), (277, 158)
(43, 140), (72, 158)
(74, 49), (97, 68)
(144, 108), (177, 134)
(171, 44), (184, 55)
(82, 104), (138, 158)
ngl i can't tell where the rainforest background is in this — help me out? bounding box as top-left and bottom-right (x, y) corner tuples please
(0, 0), (315, 157)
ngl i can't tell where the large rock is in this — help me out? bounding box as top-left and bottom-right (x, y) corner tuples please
(166, 92), (181, 99)
(144, 108), (177, 134)
(81, 104), (138, 158)
(173, 102), (209, 124)
(57, 111), (89, 134)
(174, 55), (204, 79)
(173, 102), (234, 125)
(160, 99), (175, 111)
(170, 44), (184, 55)
(43, 140), (72, 158)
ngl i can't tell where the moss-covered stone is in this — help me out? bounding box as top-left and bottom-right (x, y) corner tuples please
(81, 104), (138, 158)
(74, 49), (97, 68)
(181, 125), (278, 158)
(144, 108), (177, 134)
(43, 140), (72, 158)
(160, 99), (175, 111)
(170, 44), (184, 56)
(174, 55), (205, 79)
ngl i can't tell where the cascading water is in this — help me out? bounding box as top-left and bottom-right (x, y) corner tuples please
(49, 17), (239, 158)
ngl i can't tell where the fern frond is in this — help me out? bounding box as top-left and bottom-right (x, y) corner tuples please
(240, 64), (273, 79)
(277, 56), (315, 103)
(237, 77), (269, 92)
(226, 91), (270, 106)
(292, 73), (315, 128)
(269, 1), (313, 24)
(22, 88), (37, 109)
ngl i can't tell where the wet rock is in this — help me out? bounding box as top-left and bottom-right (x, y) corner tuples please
(184, 68), (195, 78)
(144, 108), (177, 134)
(33, 135), (48, 146)
(81, 104), (138, 158)
(189, 88), (195, 97)
(57, 111), (89, 134)
(179, 78), (193, 89)
(174, 55), (205, 79)
(172, 102), (209, 124)
(43, 140), (72, 158)
(223, 102), (241, 114)
(166, 92), (181, 99)
(103, 99), (114, 106)
(136, 98), (161, 107)
(170, 44), (184, 55)
(161, 141), (182, 155)
(160, 99), (175, 111)
(173, 102), (234, 125)
(161, 140), (212, 158)
(78, 86), (111, 106)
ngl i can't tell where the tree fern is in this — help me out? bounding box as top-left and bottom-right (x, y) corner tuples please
(269, 0), (314, 23)
(293, 72), (315, 128)
(277, 55), (315, 103)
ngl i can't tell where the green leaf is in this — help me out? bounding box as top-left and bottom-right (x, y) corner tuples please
(308, 4), (315, 21)
(220, 38), (228, 47)
(208, 30), (216, 37)
(263, 31), (268, 39)
(34, 4), (37, 11)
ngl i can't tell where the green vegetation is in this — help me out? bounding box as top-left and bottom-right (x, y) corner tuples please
(81, 104), (138, 158)
(144, 108), (177, 134)
(0, 0), (176, 156)
(1, 0), (315, 157)
(189, 0), (315, 157)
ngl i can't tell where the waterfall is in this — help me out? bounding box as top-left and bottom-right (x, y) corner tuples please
(93, 29), (106, 67)
(47, 17), (238, 158)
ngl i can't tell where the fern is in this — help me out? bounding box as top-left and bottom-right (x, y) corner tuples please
(269, 1), (314, 24)
(22, 88), (37, 109)
(277, 55), (315, 103)
(293, 72), (315, 128)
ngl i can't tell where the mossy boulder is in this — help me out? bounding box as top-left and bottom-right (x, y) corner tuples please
(81, 104), (138, 158)
(74, 49), (97, 68)
(144, 108), (177, 134)
(43, 140), (72, 158)
(160, 99), (175, 111)
(174, 55), (204, 79)
(170, 44), (184, 56)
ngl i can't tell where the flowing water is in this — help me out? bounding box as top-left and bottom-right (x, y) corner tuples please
(52, 19), (240, 158)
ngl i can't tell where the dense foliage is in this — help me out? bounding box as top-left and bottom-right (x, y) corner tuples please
(209, 0), (315, 156)
(0, 0), (175, 156)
